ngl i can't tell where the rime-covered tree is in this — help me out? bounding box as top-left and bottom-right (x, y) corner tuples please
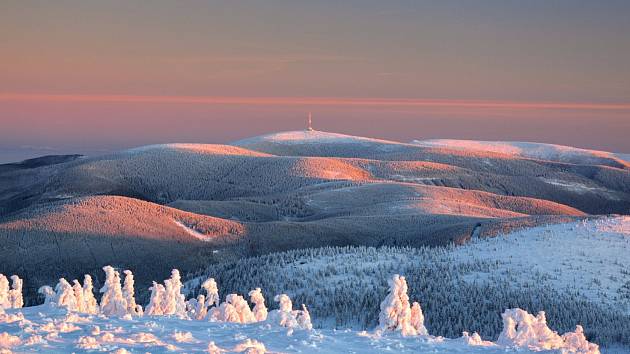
(122, 270), (143, 316)
(410, 301), (427, 336)
(0, 275), (9, 309)
(211, 294), (255, 323)
(38, 285), (55, 305)
(146, 281), (166, 316)
(73, 280), (86, 313)
(163, 269), (187, 317)
(201, 278), (219, 308)
(269, 294), (312, 331)
(8, 275), (23, 309)
(83, 275), (98, 314)
(249, 288), (268, 322)
(378, 274), (419, 336)
(99, 266), (128, 317)
(53, 278), (78, 311)
(497, 308), (599, 353)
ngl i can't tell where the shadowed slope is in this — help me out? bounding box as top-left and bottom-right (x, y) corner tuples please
(301, 182), (585, 219)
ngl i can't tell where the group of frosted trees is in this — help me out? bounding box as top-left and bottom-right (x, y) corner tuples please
(0, 274), (23, 312)
(33, 265), (312, 331)
(2, 268), (600, 353)
(378, 274), (599, 354)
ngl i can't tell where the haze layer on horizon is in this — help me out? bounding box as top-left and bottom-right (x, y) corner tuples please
(1, 0), (629, 162)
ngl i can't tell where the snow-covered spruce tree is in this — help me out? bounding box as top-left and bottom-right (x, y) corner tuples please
(8, 275), (23, 309)
(186, 295), (204, 320)
(99, 266), (128, 317)
(201, 278), (219, 308)
(145, 269), (187, 317)
(38, 285), (55, 305)
(561, 326), (600, 354)
(249, 288), (268, 322)
(82, 275), (98, 314)
(268, 294), (312, 331)
(0, 274), (9, 309)
(187, 277), (219, 320)
(410, 301), (428, 336)
(497, 308), (599, 353)
(53, 278), (78, 311)
(163, 269), (187, 317)
(378, 274), (426, 336)
(73, 280), (87, 313)
(122, 270), (143, 316)
(211, 294), (256, 323)
(297, 304), (313, 330)
(272, 294), (297, 328)
(145, 281), (166, 316)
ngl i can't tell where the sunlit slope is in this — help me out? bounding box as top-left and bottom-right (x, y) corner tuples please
(0, 195), (244, 240)
(0, 195), (244, 302)
(413, 138), (630, 168)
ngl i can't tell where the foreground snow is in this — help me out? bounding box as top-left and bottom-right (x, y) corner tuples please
(0, 293), (596, 353)
(0, 305), (539, 353)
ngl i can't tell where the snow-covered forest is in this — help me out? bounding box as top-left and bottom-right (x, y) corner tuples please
(186, 217), (630, 349)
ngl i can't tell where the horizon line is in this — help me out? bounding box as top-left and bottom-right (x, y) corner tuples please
(2, 93), (630, 111)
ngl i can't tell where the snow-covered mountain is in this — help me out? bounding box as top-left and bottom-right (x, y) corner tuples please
(0, 130), (628, 352)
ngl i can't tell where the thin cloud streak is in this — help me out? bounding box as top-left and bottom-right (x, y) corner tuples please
(1, 94), (630, 111)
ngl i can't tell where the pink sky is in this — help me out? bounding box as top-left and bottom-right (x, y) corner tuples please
(1, 1), (629, 162)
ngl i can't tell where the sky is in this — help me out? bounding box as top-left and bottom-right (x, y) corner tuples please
(1, 0), (629, 162)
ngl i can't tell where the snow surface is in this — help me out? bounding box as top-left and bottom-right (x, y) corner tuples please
(454, 216), (630, 313)
(233, 130), (402, 146)
(0, 306), (540, 353)
(412, 139), (627, 165)
(173, 220), (214, 242)
(616, 153), (630, 163)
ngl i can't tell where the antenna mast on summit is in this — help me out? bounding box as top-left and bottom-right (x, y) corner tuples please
(307, 112), (314, 131)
